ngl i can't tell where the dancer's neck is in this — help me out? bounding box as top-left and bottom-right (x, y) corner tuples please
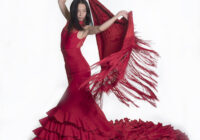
(79, 20), (85, 26)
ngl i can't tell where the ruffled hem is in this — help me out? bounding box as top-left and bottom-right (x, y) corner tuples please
(32, 107), (117, 140)
(111, 118), (189, 140)
(32, 107), (189, 140)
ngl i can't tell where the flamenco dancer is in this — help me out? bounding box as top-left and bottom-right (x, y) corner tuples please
(32, 0), (189, 139)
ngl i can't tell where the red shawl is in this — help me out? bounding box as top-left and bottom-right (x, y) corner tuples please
(78, 0), (160, 108)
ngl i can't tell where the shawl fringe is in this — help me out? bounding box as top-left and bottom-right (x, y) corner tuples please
(78, 0), (160, 108)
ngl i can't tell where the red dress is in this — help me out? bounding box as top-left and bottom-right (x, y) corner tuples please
(32, 21), (189, 140)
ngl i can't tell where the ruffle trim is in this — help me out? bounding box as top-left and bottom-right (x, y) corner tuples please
(32, 106), (189, 140)
(111, 118), (189, 140)
(32, 107), (117, 140)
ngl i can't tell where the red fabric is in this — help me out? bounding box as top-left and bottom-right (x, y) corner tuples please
(32, 19), (189, 140)
(32, 1), (189, 140)
(78, 0), (160, 108)
(33, 21), (117, 140)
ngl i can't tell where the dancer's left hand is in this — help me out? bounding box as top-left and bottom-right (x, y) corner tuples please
(116, 10), (128, 20)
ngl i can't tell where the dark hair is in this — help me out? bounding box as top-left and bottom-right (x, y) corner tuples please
(67, 0), (93, 34)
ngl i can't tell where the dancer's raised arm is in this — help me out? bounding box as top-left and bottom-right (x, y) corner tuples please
(58, 0), (70, 21)
(83, 10), (128, 36)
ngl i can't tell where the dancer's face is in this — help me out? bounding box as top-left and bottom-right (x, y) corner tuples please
(77, 3), (87, 21)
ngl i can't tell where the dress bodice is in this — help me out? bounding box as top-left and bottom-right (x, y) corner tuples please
(60, 21), (86, 50)
(60, 20), (90, 85)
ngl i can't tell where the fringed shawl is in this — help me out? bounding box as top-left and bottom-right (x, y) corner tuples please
(78, 0), (160, 108)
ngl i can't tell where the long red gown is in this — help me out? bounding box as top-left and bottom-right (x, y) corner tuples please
(32, 20), (189, 140)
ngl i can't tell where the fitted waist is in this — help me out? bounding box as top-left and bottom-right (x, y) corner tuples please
(67, 69), (91, 76)
(61, 47), (80, 52)
(66, 69), (91, 87)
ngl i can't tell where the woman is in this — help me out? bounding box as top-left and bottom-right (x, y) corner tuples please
(32, 0), (189, 139)
(58, 0), (128, 38)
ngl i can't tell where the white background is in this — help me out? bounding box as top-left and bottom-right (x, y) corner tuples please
(0, 0), (199, 139)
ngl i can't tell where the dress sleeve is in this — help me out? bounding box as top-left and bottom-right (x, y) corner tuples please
(78, 0), (160, 109)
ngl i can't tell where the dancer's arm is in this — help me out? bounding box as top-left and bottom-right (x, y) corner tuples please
(84, 10), (128, 36)
(58, 0), (70, 21)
